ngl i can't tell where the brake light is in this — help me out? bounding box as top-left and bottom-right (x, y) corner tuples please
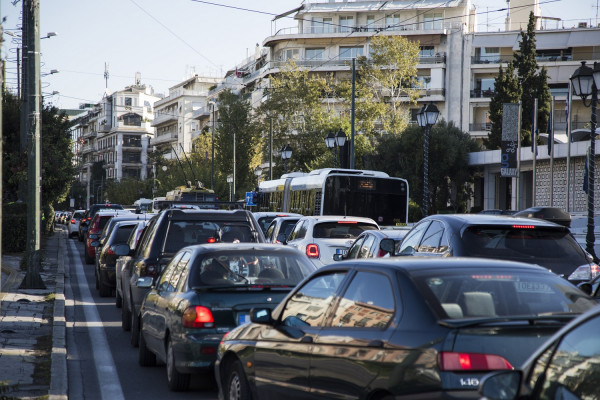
(512, 225), (535, 229)
(107, 247), (115, 256)
(592, 263), (600, 279)
(207, 237), (216, 243)
(70, 219), (76, 224)
(306, 244), (319, 258)
(438, 352), (513, 371)
(337, 221), (358, 224)
(183, 306), (214, 328)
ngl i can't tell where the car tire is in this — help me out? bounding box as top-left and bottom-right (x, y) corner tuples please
(122, 298), (132, 331)
(138, 320), (156, 367)
(115, 286), (122, 308)
(166, 339), (190, 392)
(130, 311), (140, 347)
(84, 248), (94, 265)
(226, 359), (251, 400)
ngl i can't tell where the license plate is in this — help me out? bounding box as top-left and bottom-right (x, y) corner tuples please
(336, 248), (347, 255)
(238, 313), (250, 325)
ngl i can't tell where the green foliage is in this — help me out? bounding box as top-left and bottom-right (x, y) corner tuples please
(371, 121), (480, 214)
(42, 205), (55, 236)
(408, 200), (422, 223)
(2, 202), (27, 252)
(104, 178), (154, 206)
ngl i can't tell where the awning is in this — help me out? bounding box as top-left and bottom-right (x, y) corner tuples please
(519, 32), (570, 50)
(473, 33), (518, 48)
(567, 31), (600, 47)
(273, 5), (304, 21)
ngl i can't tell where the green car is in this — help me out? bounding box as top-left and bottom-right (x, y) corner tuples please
(137, 243), (315, 392)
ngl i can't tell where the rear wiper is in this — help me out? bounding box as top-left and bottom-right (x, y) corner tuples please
(438, 313), (578, 328)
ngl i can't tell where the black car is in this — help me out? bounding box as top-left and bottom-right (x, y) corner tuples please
(115, 208), (265, 347)
(397, 214), (599, 282)
(264, 216), (301, 244)
(137, 243), (316, 391)
(333, 228), (409, 261)
(216, 258), (596, 399)
(92, 220), (138, 297)
(479, 306), (600, 400)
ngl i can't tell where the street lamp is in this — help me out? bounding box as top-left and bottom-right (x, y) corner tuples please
(227, 174), (233, 202)
(254, 165), (263, 188)
(324, 129), (347, 168)
(570, 61), (600, 260)
(417, 102), (440, 217)
(280, 145), (292, 174)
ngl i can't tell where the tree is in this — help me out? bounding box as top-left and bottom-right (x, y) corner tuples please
(485, 62), (521, 150)
(371, 121), (480, 217)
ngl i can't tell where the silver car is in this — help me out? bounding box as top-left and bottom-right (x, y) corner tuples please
(285, 215), (379, 268)
(67, 210), (86, 238)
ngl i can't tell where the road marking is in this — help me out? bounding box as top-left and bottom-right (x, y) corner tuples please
(69, 240), (125, 400)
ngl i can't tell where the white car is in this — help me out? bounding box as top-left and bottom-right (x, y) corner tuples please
(253, 211), (303, 236)
(67, 209), (86, 238)
(285, 215), (379, 268)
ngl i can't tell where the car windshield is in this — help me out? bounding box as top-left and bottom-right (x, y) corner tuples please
(313, 222), (378, 239)
(462, 226), (587, 271)
(412, 269), (596, 319)
(164, 221), (256, 253)
(189, 251), (315, 287)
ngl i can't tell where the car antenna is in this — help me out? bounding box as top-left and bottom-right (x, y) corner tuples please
(179, 143), (198, 184)
(171, 144), (189, 186)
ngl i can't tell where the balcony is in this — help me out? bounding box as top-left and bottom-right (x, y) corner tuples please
(98, 124), (110, 133)
(470, 89), (495, 98)
(471, 55), (513, 64)
(470, 123), (491, 132)
(151, 131), (178, 146)
(151, 113), (177, 127)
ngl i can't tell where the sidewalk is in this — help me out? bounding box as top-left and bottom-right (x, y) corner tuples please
(0, 229), (67, 400)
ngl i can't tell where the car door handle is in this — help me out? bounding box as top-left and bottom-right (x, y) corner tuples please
(300, 336), (313, 343)
(367, 340), (384, 348)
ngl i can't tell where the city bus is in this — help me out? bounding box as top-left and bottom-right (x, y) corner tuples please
(256, 169), (409, 226)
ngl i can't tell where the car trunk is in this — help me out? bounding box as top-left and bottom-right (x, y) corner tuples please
(317, 238), (356, 264)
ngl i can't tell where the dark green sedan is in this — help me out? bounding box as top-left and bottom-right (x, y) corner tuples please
(137, 243), (315, 392)
(215, 258), (597, 399)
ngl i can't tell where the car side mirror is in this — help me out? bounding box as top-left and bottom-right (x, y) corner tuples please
(277, 233), (287, 244)
(113, 244), (131, 257)
(380, 238), (395, 254)
(478, 370), (522, 400)
(90, 241), (100, 247)
(136, 276), (153, 288)
(333, 254), (344, 261)
(250, 308), (272, 324)
(89, 233), (99, 240)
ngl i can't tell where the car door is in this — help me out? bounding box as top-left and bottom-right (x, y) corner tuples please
(414, 220), (449, 256)
(253, 270), (348, 400)
(398, 220), (430, 255)
(357, 233), (377, 258)
(309, 270), (397, 399)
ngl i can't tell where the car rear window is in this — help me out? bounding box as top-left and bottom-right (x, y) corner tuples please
(164, 221), (256, 253)
(462, 226), (587, 273)
(413, 270), (596, 319)
(113, 225), (136, 243)
(189, 251), (315, 287)
(313, 222), (378, 239)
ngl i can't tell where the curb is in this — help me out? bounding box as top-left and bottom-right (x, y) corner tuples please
(49, 231), (68, 400)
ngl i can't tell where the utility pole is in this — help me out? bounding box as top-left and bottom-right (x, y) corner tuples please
(350, 57), (356, 169)
(1, 1), (4, 301)
(21, 0), (45, 289)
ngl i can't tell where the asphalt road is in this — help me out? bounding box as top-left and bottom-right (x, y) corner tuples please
(62, 228), (219, 400)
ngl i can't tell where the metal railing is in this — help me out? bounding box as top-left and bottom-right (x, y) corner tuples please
(470, 123), (492, 131)
(470, 89), (496, 98)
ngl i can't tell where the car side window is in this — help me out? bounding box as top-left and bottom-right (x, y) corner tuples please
(289, 220), (307, 241)
(418, 221), (445, 253)
(172, 252), (191, 292)
(359, 234), (376, 258)
(532, 315), (600, 399)
(330, 271), (395, 328)
(157, 253), (184, 292)
(346, 236), (365, 259)
(398, 221), (430, 254)
(265, 222), (276, 242)
(280, 271), (347, 327)
(137, 218), (158, 257)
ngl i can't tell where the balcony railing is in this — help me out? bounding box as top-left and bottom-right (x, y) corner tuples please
(151, 131), (178, 145)
(272, 21), (459, 37)
(470, 123), (492, 131)
(471, 89), (496, 98)
(471, 55), (513, 64)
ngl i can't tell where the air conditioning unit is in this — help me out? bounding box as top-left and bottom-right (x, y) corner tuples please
(578, 22), (588, 28)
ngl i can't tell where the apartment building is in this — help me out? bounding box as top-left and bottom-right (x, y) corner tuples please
(152, 74), (221, 159)
(72, 78), (160, 205)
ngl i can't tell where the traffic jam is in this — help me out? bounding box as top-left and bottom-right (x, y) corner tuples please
(59, 169), (600, 400)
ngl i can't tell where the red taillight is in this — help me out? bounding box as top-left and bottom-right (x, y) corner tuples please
(207, 237), (216, 243)
(337, 221), (358, 224)
(512, 225), (535, 229)
(306, 244), (319, 258)
(107, 247), (115, 255)
(70, 219), (76, 224)
(438, 352), (513, 371)
(592, 263), (600, 278)
(183, 306), (214, 328)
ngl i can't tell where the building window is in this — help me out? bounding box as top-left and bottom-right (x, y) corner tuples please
(121, 113), (142, 127)
(339, 46), (363, 60)
(312, 17), (333, 33)
(306, 48), (325, 60)
(339, 16), (354, 33)
(424, 13), (443, 30)
(417, 76), (432, 89)
(385, 14), (400, 29)
(366, 15), (375, 30)
(420, 46), (435, 57)
(278, 48), (300, 61)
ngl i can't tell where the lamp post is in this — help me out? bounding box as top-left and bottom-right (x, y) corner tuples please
(254, 165), (263, 188)
(227, 174), (233, 202)
(324, 129), (347, 168)
(417, 103), (440, 217)
(281, 145), (292, 174)
(570, 61), (600, 260)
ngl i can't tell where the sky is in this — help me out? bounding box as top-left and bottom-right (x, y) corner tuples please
(1, 0), (597, 110)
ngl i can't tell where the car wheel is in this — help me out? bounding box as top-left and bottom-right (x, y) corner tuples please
(138, 320), (156, 367)
(166, 339), (190, 392)
(121, 298), (132, 331)
(84, 248), (94, 265)
(115, 286), (122, 308)
(130, 311), (140, 347)
(226, 360), (251, 400)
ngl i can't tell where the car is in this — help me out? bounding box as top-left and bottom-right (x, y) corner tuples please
(115, 220), (150, 310)
(92, 220), (139, 297)
(333, 228), (409, 261)
(479, 305), (600, 400)
(285, 215), (379, 268)
(514, 206), (572, 228)
(84, 209), (131, 264)
(397, 214), (600, 283)
(114, 208), (265, 347)
(137, 243), (316, 391)
(252, 212), (303, 236)
(215, 257), (597, 400)
(95, 212), (155, 255)
(67, 209), (86, 238)
(78, 203), (126, 241)
(264, 216), (301, 244)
